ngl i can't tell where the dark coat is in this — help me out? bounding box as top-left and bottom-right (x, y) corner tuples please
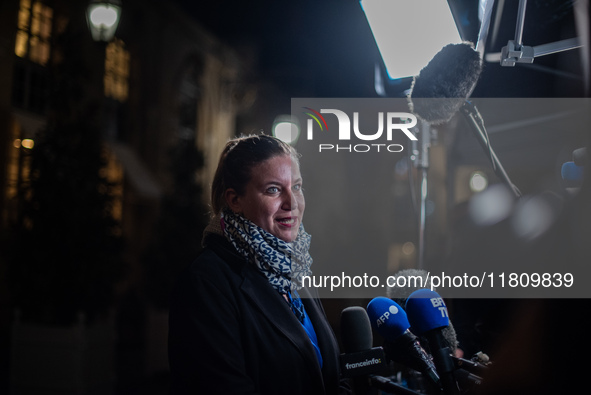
(168, 234), (344, 394)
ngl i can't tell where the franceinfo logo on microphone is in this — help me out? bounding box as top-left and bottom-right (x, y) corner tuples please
(292, 97), (590, 299)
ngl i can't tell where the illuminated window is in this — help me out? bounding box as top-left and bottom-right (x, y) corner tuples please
(102, 146), (124, 228)
(104, 39), (130, 102)
(4, 122), (33, 226)
(15, 0), (53, 66)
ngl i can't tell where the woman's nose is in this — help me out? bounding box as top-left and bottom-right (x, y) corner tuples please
(281, 189), (296, 211)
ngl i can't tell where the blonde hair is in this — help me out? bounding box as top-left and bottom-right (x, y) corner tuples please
(210, 134), (299, 215)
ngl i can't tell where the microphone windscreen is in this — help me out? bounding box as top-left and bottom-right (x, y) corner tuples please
(366, 297), (410, 340)
(405, 289), (450, 335)
(387, 269), (432, 307)
(408, 42), (483, 125)
(573, 147), (588, 166)
(340, 306), (373, 353)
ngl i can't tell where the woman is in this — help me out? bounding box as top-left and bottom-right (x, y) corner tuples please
(168, 134), (345, 394)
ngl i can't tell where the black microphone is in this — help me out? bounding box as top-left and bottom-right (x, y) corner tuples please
(451, 356), (489, 378)
(452, 368), (483, 392)
(408, 42), (483, 125)
(406, 289), (460, 395)
(366, 297), (441, 389)
(573, 147), (588, 166)
(339, 306), (387, 379)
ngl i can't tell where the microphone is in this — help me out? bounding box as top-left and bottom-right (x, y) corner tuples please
(387, 269), (459, 353)
(340, 307), (424, 395)
(406, 289), (460, 395)
(386, 269), (431, 308)
(407, 42), (521, 198)
(573, 147), (588, 166)
(451, 356), (489, 378)
(339, 306), (387, 378)
(562, 147), (587, 188)
(408, 42), (483, 125)
(366, 297), (441, 389)
(561, 162), (584, 183)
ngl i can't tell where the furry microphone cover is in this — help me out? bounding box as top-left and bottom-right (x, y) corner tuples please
(408, 42), (483, 125)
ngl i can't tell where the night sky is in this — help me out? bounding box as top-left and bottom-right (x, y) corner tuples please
(175, 0), (384, 98)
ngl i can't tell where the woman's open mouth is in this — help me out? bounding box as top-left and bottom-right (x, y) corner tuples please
(276, 217), (296, 227)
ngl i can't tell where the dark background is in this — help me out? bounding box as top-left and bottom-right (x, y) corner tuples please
(2, 0), (589, 394)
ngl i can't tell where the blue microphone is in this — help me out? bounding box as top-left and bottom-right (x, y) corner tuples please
(367, 297), (441, 388)
(561, 161), (584, 186)
(406, 289), (459, 395)
(562, 147), (587, 188)
(405, 289), (450, 334)
(367, 297), (410, 338)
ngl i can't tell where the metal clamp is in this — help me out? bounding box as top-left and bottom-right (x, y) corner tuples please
(500, 40), (534, 66)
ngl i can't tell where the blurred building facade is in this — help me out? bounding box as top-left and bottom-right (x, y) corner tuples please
(0, 0), (258, 392)
(0, 0), (256, 271)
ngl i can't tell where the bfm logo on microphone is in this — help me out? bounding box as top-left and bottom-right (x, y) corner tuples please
(302, 107), (418, 153)
(430, 297), (449, 318)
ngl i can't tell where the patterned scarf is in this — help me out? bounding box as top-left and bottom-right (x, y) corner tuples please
(220, 208), (313, 321)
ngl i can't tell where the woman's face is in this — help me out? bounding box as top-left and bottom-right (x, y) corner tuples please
(227, 154), (305, 242)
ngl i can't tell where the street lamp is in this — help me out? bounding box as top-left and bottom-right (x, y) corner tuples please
(86, 0), (122, 42)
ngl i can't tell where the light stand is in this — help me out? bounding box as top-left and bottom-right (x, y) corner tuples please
(412, 121), (432, 270)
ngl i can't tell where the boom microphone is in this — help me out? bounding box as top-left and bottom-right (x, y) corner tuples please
(408, 42), (483, 125)
(407, 42), (521, 197)
(406, 289), (460, 395)
(366, 297), (441, 389)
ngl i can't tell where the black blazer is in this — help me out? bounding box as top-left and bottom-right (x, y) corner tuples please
(168, 234), (344, 394)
